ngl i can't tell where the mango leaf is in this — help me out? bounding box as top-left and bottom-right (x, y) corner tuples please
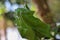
(14, 8), (51, 39)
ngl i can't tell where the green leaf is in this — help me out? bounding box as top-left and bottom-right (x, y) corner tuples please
(14, 8), (51, 40)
